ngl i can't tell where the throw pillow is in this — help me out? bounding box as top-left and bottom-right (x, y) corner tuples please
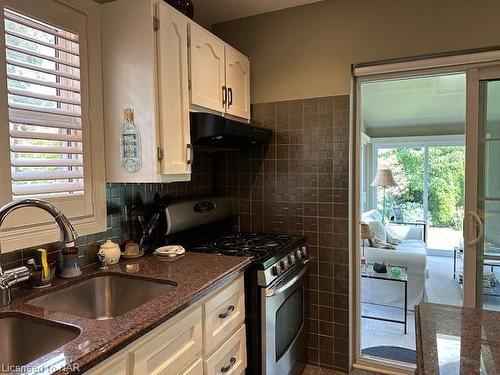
(384, 225), (401, 245)
(366, 219), (387, 242)
(369, 237), (397, 250)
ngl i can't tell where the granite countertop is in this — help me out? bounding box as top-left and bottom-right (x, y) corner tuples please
(0, 252), (251, 375)
(415, 302), (500, 374)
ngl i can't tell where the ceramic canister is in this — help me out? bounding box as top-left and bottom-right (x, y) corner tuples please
(98, 240), (121, 265)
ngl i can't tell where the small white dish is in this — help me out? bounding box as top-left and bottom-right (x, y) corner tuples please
(154, 245), (185, 257)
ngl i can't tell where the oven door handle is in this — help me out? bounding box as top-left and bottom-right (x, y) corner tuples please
(266, 265), (307, 297)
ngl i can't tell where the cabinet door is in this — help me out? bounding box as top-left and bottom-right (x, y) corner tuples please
(84, 353), (129, 375)
(156, 2), (191, 178)
(179, 358), (203, 375)
(225, 46), (250, 120)
(131, 306), (203, 375)
(189, 23), (225, 113)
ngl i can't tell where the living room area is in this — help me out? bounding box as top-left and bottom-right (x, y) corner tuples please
(357, 73), (469, 365)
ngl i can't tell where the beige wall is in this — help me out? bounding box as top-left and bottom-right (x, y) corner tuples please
(213, 0), (500, 103)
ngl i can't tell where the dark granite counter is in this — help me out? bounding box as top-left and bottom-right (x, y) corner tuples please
(415, 302), (500, 374)
(0, 253), (251, 374)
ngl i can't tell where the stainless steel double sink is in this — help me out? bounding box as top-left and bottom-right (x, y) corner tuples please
(1, 274), (176, 367)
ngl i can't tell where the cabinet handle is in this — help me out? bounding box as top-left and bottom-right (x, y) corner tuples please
(222, 86), (227, 106)
(228, 87), (233, 107)
(186, 144), (193, 165)
(221, 357), (237, 373)
(218, 305), (235, 319)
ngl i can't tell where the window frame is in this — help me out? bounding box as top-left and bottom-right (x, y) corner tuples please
(0, 0), (106, 252)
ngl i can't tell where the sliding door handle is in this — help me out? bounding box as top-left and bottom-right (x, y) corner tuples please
(466, 211), (484, 246)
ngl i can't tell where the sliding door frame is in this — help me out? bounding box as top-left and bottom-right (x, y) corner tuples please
(350, 53), (500, 374)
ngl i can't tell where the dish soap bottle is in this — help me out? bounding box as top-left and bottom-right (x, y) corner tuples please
(120, 108), (141, 173)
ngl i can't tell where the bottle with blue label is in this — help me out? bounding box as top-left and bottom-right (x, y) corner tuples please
(120, 108), (141, 172)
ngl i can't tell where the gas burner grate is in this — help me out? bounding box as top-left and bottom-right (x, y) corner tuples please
(187, 233), (297, 259)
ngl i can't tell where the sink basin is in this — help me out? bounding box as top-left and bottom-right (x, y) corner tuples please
(0, 314), (80, 367)
(28, 274), (176, 320)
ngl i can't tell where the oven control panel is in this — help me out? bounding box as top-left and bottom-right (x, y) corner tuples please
(259, 246), (308, 287)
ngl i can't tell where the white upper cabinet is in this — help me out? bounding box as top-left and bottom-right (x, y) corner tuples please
(189, 23), (251, 121)
(189, 25), (226, 113)
(102, 0), (191, 183)
(102, 0), (251, 183)
(156, 3), (192, 177)
(225, 46), (251, 120)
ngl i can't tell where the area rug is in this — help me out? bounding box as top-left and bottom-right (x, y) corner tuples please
(361, 346), (416, 364)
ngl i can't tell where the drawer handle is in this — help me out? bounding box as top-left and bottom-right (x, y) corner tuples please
(221, 357), (236, 372)
(218, 305), (235, 319)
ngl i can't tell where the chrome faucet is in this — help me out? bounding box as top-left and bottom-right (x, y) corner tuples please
(0, 198), (79, 305)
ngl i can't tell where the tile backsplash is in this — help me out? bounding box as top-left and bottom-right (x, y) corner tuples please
(214, 96), (350, 372)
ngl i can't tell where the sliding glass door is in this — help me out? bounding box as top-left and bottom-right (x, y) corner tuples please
(469, 72), (500, 311)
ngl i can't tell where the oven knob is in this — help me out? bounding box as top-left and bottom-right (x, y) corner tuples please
(288, 254), (296, 265)
(272, 265), (282, 276)
(280, 259), (289, 271)
(301, 247), (308, 257)
(295, 249), (302, 260)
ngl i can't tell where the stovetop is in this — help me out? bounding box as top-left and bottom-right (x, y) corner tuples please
(187, 232), (305, 268)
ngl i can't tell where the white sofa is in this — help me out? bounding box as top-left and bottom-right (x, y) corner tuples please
(361, 210), (428, 310)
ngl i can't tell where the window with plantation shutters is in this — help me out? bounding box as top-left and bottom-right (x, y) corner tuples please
(4, 8), (84, 198)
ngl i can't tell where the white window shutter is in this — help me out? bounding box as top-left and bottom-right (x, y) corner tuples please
(4, 9), (84, 198)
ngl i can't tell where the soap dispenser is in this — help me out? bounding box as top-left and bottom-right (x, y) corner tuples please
(60, 244), (82, 278)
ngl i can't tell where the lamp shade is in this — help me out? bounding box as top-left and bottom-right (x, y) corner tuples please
(370, 169), (397, 187)
(360, 222), (375, 240)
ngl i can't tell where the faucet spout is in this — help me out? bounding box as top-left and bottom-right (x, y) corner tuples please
(0, 199), (78, 244)
(0, 199), (79, 305)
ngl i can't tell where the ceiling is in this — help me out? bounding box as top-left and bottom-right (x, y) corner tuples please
(95, 0), (323, 27)
(361, 74), (468, 138)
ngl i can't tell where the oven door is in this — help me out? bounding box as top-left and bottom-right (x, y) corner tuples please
(261, 263), (307, 375)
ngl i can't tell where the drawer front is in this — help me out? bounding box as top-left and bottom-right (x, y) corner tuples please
(131, 306), (202, 375)
(179, 357), (203, 375)
(204, 324), (247, 375)
(84, 354), (129, 375)
(203, 276), (245, 354)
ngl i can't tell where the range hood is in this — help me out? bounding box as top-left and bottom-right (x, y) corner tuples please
(190, 112), (271, 150)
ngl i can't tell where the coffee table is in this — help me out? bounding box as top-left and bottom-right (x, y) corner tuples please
(361, 263), (409, 334)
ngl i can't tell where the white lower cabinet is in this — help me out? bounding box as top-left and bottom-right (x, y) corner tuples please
(180, 358), (203, 375)
(84, 275), (246, 375)
(204, 325), (247, 375)
(131, 307), (203, 375)
(203, 276), (245, 354)
(84, 352), (129, 375)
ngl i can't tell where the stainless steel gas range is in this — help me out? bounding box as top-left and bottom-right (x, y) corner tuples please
(164, 196), (308, 375)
